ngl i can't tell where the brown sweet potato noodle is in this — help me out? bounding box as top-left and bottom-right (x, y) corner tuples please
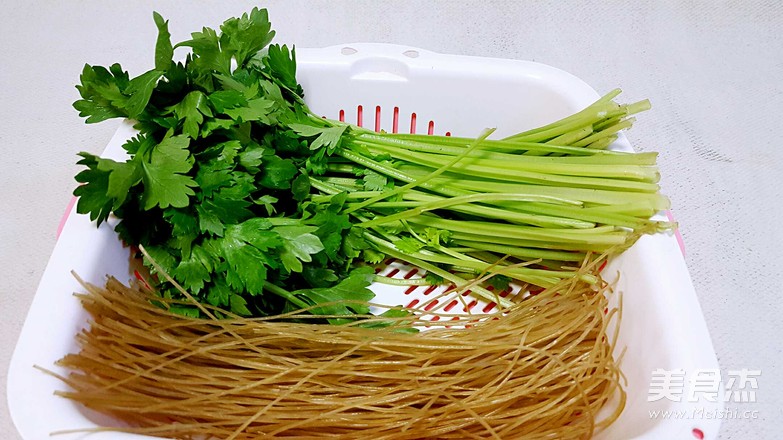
(46, 261), (624, 440)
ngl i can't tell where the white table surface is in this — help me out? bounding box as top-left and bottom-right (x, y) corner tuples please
(2, 1), (780, 438)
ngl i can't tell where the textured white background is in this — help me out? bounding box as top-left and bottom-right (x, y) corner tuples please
(1, 1), (780, 438)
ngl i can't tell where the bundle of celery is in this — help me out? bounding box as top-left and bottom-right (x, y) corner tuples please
(73, 8), (672, 320)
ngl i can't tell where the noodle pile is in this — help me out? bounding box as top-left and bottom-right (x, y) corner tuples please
(49, 270), (624, 440)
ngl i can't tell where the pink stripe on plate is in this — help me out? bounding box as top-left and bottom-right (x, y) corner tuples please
(57, 196), (78, 240)
(665, 210), (686, 257)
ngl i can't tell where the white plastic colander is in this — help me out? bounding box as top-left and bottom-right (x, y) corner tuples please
(8, 44), (723, 439)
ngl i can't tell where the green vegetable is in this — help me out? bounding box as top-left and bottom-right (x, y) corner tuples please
(73, 8), (673, 322)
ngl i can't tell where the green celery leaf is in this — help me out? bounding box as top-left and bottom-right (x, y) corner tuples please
(487, 274), (512, 292)
(223, 98), (275, 124)
(361, 170), (388, 191)
(206, 280), (232, 307)
(164, 208), (199, 257)
(290, 124), (348, 154)
(394, 236), (425, 254)
(215, 73), (259, 99)
(216, 140), (242, 163)
(302, 266), (339, 288)
(195, 189), (253, 236)
(423, 227), (451, 246)
(73, 153), (114, 224)
(258, 155), (296, 189)
(254, 195), (278, 215)
(362, 249), (386, 265)
(230, 294), (252, 316)
(231, 218), (279, 248)
(291, 173), (311, 202)
(238, 144), (268, 170)
(208, 90), (247, 112)
(196, 203), (224, 236)
(152, 12), (173, 71)
(208, 219), (280, 295)
(73, 64), (130, 123)
(156, 61), (188, 96)
(310, 209), (352, 261)
(176, 26), (231, 74)
(173, 245), (213, 293)
(101, 158), (143, 209)
(305, 148), (328, 175)
(223, 245), (268, 294)
(424, 271), (445, 285)
(200, 117), (235, 137)
(274, 225), (325, 273)
(342, 227), (370, 260)
(141, 135), (197, 210)
(292, 266), (375, 322)
(259, 80), (287, 108)
(169, 306), (201, 318)
(125, 69), (163, 119)
(219, 7), (275, 68)
(195, 166), (233, 198)
(220, 173), (255, 201)
(121, 133), (155, 155)
(142, 245), (178, 276)
(328, 192), (348, 211)
(263, 44), (299, 92)
(357, 308), (417, 332)
(168, 91), (213, 138)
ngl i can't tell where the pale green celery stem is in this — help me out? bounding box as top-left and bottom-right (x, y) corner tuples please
(587, 136), (618, 150)
(396, 223), (484, 264)
(263, 282), (309, 309)
(582, 201), (662, 217)
(321, 184), (662, 222)
(347, 201), (420, 209)
(592, 115), (625, 133)
(336, 149), (469, 200)
(591, 100), (649, 135)
(546, 126), (594, 146)
(325, 163), (360, 174)
(502, 202), (651, 229)
(572, 118), (635, 148)
(311, 192), (388, 204)
(406, 216), (629, 246)
(267, 217), (306, 226)
(431, 243), (487, 264)
(359, 193), (594, 230)
(451, 239), (586, 262)
(341, 128), (494, 214)
(505, 106), (619, 143)
(626, 99), (652, 115)
(394, 159), (659, 192)
(353, 134), (622, 157)
(382, 223), (569, 290)
(321, 177), (362, 188)
(411, 250), (596, 285)
(434, 177), (670, 208)
(380, 147), (660, 182)
(505, 89), (623, 137)
(363, 233), (515, 308)
(422, 90), (616, 151)
(309, 177), (344, 196)
(357, 138), (658, 165)
(373, 276), (430, 286)
(318, 191), (386, 201)
(503, 96), (623, 142)
(524, 126), (593, 157)
(399, 190), (580, 206)
(447, 231), (614, 252)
